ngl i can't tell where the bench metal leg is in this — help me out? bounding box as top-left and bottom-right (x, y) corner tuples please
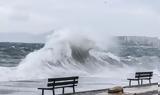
(73, 86), (75, 93)
(149, 79), (151, 84)
(141, 79), (143, 85)
(138, 80), (140, 85)
(52, 89), (55, 95)
(129, 80), (131, 86)
(42, 89), (44, 95)
(62, 87), (65, 94)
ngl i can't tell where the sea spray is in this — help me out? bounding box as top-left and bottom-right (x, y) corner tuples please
(0, 29), (159, 81)
(15, 29), (123, 80)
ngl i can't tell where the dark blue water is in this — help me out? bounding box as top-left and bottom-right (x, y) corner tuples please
(0, 42), (44, 67)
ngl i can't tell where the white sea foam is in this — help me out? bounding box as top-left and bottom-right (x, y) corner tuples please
(0, 29), (159, 82)
(15, 29), (114, 80)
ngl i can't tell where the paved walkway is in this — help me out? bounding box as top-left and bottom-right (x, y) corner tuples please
(64, 83), (158, 95)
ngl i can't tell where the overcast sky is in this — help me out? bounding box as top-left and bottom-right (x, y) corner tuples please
(0, 0), (160, 42)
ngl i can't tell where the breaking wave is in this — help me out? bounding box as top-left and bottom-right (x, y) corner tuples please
(15, 29), (125, 80)
(0, 29), (159, 81)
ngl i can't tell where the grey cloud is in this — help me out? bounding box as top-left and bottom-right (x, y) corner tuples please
(0, 0), (160, 42)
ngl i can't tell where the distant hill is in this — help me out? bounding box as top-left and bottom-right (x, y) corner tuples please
(111, 36), (160, 57)
(116, 36), (160, 48)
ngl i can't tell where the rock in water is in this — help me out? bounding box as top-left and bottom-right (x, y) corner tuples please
(108, 86), (124, 94)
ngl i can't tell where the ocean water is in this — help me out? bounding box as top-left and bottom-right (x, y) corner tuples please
(0, 42), (43, 67)
(0, 30), (159, 95)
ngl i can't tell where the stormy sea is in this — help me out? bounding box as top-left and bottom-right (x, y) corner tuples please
(0, 32), (159, 95)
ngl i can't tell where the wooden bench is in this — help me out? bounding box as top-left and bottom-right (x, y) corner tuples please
(38, 76), (79, 95)
(127, 72), (153, 86)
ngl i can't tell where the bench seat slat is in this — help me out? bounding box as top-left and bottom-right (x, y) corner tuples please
(48, 76), (78, 82)
(127, 78), (139, 80)
(47, 81), (78, 86)
(136, 75), (152, 77)
(139, 78), (151, 80)
(52, 84), (78, 88)
(38, 88), (53, 90)
(38, 85), (77, 90)
(55, 85), (77, 88)
(136, 72), (153, 74)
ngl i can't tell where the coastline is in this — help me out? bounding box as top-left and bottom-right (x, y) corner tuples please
(64, 83), (159, 95)
(0, 79), (158, 95)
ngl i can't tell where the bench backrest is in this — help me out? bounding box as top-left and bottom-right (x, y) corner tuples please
(47, 76), (79, 87)
(135, 72), (153, 78)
